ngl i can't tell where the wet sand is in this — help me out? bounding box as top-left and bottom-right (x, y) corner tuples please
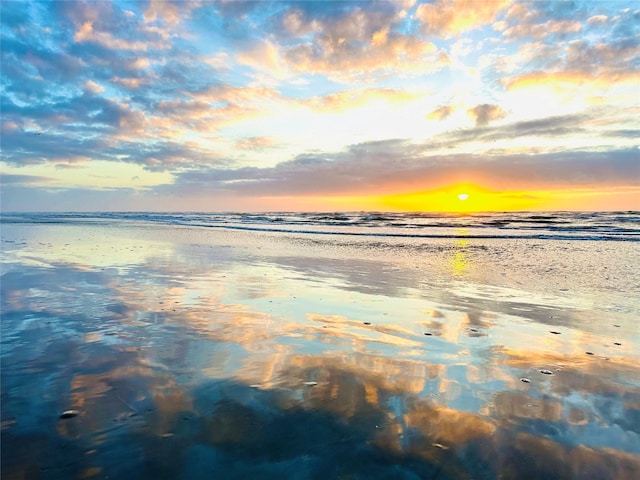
(1, 221), (639, 479)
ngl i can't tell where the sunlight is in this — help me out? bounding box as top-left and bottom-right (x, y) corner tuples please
(380, 183), (545, 212)
(451, 229), (470, 276)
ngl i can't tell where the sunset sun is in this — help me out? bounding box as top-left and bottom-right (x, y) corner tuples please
(458, 193), (469, 201)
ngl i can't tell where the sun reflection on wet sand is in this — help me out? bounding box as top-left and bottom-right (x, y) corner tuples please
(451, 228), (471, 277)
(1, 222), (639, 479)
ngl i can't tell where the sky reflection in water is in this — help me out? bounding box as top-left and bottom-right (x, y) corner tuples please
(1, 223), (639, 479)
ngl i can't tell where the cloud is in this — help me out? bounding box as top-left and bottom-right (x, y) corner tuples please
(161, 139), (640, 199)
(111, 77), (145, 89)
(0, 126), (106, 166)
(282, 33), (448, 81)
(495, 0), (640, 53)
(0, 114), (221, 171)
(1, 0), (638, 213)
(56, 0), (169, 52)
(0, 185), (142, 212)
(502, 69), (639, 92)
(564, 38), (640, 74)
(0, 1), (229, 170)
(154, 84), (287, 131)
(496, 19), (582, 41)
(0, 174), (52, 186)
(427, 105), (454, 121)
(236, 40), (288, 79)
(492, 32), (640, 93)
(439, 112), (590, 143)
(1, 37), (85, 99)
(84, 80), (105, 94)
(494, 2), (586, 41)
(467, 104), (507, 126)
(501, 1), (587, 27)
(234, 2), (450, 82)
(416, 0), (510, 38)
(188, 84), (281, 105)
(1, 1), (198, 110)
(303, 87), (425, 113)
(587, 15), (608, 25)
(107, 140), (227, 171)
(432, 108), (640, 148)
(605, 129), (640, 138)
(235, 137), (279, 151)
(142, 0), (198, 28)
(4, 143), (639, 211)
(73, 20), (151, 51)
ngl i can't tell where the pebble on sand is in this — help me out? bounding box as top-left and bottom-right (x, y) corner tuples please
(432, 443), (449, 450)
(539, 369), (553, 375)
(520, 378), (531, 383)
(59, 410), (80, 419)
(549, 331), (561, 335)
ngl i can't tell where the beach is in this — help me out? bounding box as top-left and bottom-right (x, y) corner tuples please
(1, 213), (639, 479)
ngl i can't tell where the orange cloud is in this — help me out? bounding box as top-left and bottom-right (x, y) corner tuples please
(503, 70), (640, 91)
(155, 99), (214, 119)
(240, 5), (450, 82)
(84, 80), (104, 94)
(74, 21), (152, 51)
(284, 35), (448, 81)
(303, 87), (424, 112)
(416, 0), (510, 38)
(111, 77), (145, 89)
(152, 101), (250, 133)
(235, 136), (278, 151)
(190, 84), (282, 105)
(146, 85), (288, 132)
(427, 105), (454, 121)
(143, 0), (188, 27)
(236, 40), (288, 78)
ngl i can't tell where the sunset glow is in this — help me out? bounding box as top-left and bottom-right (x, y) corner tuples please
(382, 184), (546, 212)
(1, 1), (639, 212)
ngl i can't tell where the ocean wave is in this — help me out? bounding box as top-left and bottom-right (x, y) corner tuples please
(1, 211), (638, 242)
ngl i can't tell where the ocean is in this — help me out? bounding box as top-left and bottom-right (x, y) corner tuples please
(4, 210), (639, 240)
(1, 211), (639, 479)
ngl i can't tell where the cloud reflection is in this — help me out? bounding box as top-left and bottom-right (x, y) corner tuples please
(1, 223), (639, 478)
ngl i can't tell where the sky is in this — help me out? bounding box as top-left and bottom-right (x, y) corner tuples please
(1, 0), (639, 212)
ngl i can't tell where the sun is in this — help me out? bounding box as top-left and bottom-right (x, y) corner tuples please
(458, 193), (469, 201)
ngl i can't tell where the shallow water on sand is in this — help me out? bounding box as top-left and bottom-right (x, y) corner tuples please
(1, 221), (639, 479)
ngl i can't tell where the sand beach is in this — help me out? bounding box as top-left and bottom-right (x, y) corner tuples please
(1, 213), (639, 479)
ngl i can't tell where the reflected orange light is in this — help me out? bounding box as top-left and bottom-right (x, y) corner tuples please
(451, 229), (469, 276)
